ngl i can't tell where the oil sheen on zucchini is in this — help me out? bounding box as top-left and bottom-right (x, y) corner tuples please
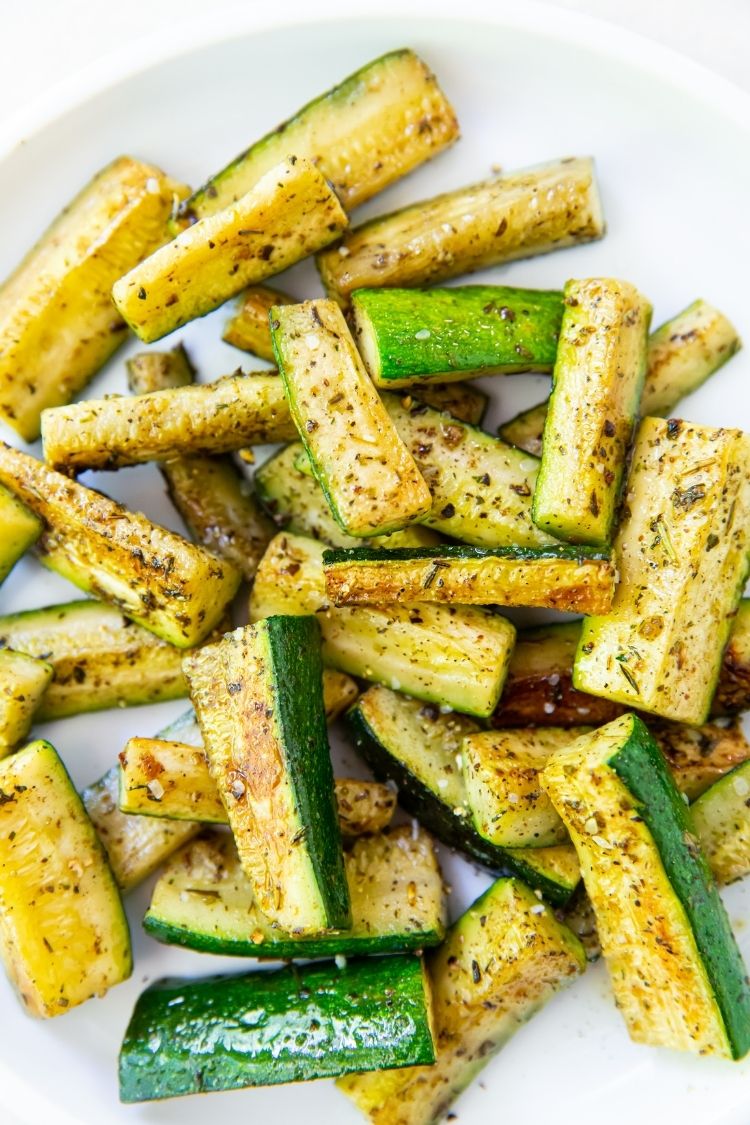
(347, 685), (581, 904)
(0, 444), (241, 649)
(351, 286), (564, 386)
(271, 299), (431, 537)
(0, 486), (41, 584)
(338, 877), (585, 1125)
(318, 157), (604, 305)
(183, 616), (350, 934)
(542, 714), (750, 1058)
(180, 49), (458, 221)
(113, 158), (347, 343)
(532, 278), (652, 547)
(0, 156), (188, 441)
(323, 544), (615, 614)
(574, 418), (750, 723)
(249, 533), (516, 718)
(0, 740), (131, 1016)
(0, 650), (53, 753)
(119, 955), (436, 1102)
(144, 825), (445, 957)
(691, 761), (750, 886)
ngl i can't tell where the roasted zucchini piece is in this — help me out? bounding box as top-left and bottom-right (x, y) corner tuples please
(181, 49), (458, 221)
(0, 445), (241, 648)
(347, 685), (580, 904)
(249, 533), (516, 717)
(256, 442), (441, 549)
(125, 343), (194, 395)
(120, 954), (435, 1103)
(323, 544), (615, 614)
(0, 486), (41, 584)
(691, 761), (750, 885)
(271, 300), (431, 537)
(318, 157), (604, 305)
(542, 714), (750, 1058)
(0, 650), (53, 752)
(351, 285), (564, 386)
(407, 382), (488, 425)
(144, 825), (444, 957)
(651, 720), (750, 800)
(0, 156), (188, 440)
(498, 400), (549, 457)
(462, 728), (582, 847)
(183, 617), (350, 934)
(716, 599), (750, 714)
(532, 279), (652, 547)
(113, 158), (347, 344)
(0, 740), (131, 1016)
(223, 284), (296, 359)
(575, 418), (750, 723)
(0, 599), (190, 719)
(43, 371), (295, 472)
(338, 877), (585, 1124)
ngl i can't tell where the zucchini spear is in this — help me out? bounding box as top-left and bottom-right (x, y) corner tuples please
(113, 157), (347, 343)
(180, 48), (458, 220)
(0, 444), (241, 648)
(0, 650), (53, 752)
(0, 156), (188, 440)
(318, 156), (604, 305)
(271, 299), (432, 537)
(0, 485), (41, 584)
(223, 284), (296, 360)
(691, 760), (750, 886)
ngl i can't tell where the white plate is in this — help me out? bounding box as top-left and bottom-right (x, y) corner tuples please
(1, 3), (750, 1123)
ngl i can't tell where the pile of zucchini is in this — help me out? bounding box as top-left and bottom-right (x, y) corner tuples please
(0, 41), (748, 1125)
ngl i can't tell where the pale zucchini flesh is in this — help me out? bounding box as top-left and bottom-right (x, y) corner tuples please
(574, 418), (750, 724)
(0, 649), (53, 752)
(0, 156), (189, 440)
(532, 278), (652, 547)
(181, 49), (459, 219)
(0, 485), (41, 583)
(144, 825), (445, 958)
(223, 284), (296, 360)
(498, 400), (548, 457)
(0, 444), (242, 649)
(271, 300), (431, 537)
(719, 600), (750, 714)
(183, 617), (350, 934)
(404, 382), (488, 425)
(323, 544), (615, 614)
(318, 157), (604, 305)
(125, 343), (194, 395)
(691, 761), (750, 886)
(113, 158), (348, 343)
(338, 877), (585, 1125)
(249, 533), (516, 718)
(42, 372), (295, 472)
(0, 740), (131, 1016)
(542, 714), (750, 1059)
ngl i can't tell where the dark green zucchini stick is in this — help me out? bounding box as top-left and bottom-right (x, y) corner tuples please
(542, 714), (750, 1059)
(183, 616), (350, 934)
(0, 484), (41, 584)
(532, 278), (652, 547)
(119, 955), (435, 1103)
(0, 444), (241, 648)
(144, 825), (445, 959)
(126, 347), (273, 581)
(223, 284), (297, 360)
(339, 878), (585, 1124)
(324, 544), (616, 615)
(318, 156), (604, 305)
(180, 48), (459, 221)
(351, 285), (564, 386)
(113, 158), (348, 343)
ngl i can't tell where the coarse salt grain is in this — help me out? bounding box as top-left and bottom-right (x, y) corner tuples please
(414, 329), (431, 340)
(147, 779), (164, 801)
(304, 334), (320, 350)
(543, 702), (556, 715)
(733, 775), (750, 797)
(584, 816), (598, 835)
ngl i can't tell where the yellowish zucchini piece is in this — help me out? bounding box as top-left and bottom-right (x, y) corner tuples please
(574, 417), (750, 724)
(181, 49), (459, 220)
(643, 299), (741, 415)
(0, 485), (41, 584)
(718, 600), (750, 714)
(42, 371), (295, 472)
(497, 400), (549, 456)
(0, 156), (188, 440)
(113, 158), (347, 344)
(318, 156), (604, 305)
(338, 877), (585, 1124)
(270, 300), (431, 537)
(0, 650), (53, 753)
(691, 761), (750, 886)
(0, 444), (242, 648)
(462, 728), (583, 847)
(532, 278), (652, 547)
(323, 544), (615, 614)
(0, 740), (131, 1016)
(223, 284), (296, 360)
(542, 714), (750, 1059)
(250, 533), (516, 718)
(125, 344), (194, 395)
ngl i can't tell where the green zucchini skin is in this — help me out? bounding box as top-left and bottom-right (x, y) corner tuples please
(0, 485), (41, 584)
(119, 955), (435, 1102)
(347, 697), (578, 906)
(351, 285), (563, 386)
